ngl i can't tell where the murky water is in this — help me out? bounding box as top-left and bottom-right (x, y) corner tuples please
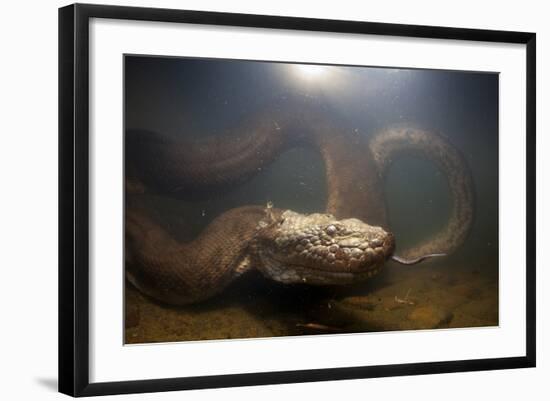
(124, 56), (498, 343)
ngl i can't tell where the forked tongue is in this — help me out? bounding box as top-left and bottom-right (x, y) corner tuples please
(391, 253), (446, 266)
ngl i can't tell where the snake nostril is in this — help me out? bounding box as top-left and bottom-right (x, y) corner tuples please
(371, 237), (383, 247)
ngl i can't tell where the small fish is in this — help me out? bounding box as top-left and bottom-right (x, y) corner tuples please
(296, 323), (343, 333)
(394, 288), (415, 305)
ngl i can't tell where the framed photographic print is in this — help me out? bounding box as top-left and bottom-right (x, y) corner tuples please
(58, 3), (536, 397)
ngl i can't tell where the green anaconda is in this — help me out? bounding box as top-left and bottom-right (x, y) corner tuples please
(125, 107), (474, 305)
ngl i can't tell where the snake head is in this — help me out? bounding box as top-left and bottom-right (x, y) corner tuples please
(253, 210), (395, 285)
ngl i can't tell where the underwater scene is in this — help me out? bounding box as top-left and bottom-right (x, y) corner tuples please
(124, 55), (498, 344)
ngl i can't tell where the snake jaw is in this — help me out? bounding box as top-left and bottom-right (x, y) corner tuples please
(252, 210), (395, 285)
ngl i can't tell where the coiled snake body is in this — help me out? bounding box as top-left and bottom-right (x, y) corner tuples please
(126, 106), (474, 305)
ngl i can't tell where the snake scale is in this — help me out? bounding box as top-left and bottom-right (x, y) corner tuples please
(125, 105), (474, 305)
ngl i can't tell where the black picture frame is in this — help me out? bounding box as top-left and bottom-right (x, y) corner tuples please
(58, 3), (536, 397)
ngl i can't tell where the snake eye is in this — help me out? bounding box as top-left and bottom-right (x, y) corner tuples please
(326, 225), (337, 235)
